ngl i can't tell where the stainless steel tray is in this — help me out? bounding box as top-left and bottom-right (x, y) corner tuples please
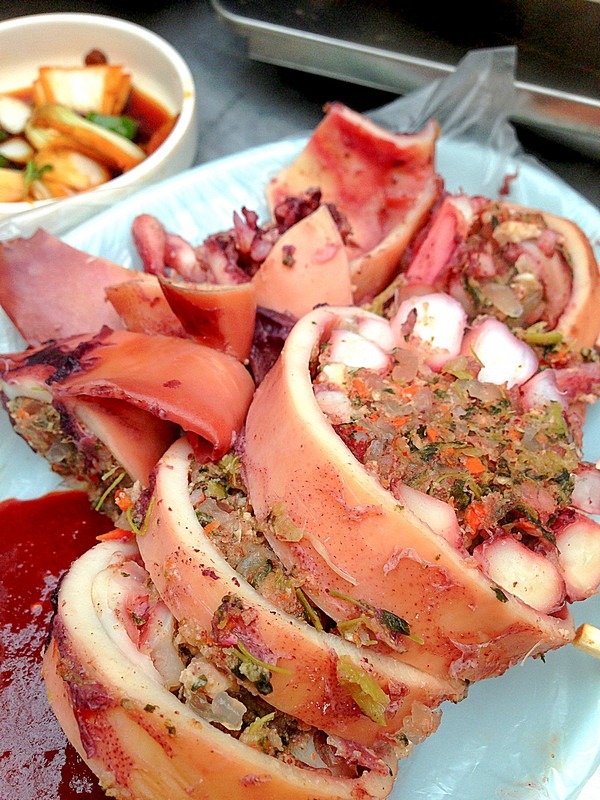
(212, 0), (600, 157)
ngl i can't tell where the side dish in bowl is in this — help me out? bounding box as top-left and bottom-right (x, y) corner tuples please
(0, 12), (197, 232)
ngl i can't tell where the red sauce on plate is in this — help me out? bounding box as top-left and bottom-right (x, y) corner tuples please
(0, 491), (113, 800)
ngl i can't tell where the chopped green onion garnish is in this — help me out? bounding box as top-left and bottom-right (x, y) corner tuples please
(94, 471), (126, 511)
(87, 112), (139, 140)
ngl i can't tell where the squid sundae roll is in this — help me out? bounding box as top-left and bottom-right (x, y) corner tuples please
(397, 195), (600, 348)
(242, 300), (600, 682)
(43, 538), (400, 799)
(134, 437), (465, 750)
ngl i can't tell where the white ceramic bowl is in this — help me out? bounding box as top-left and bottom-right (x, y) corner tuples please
(0, 12), (197, 237)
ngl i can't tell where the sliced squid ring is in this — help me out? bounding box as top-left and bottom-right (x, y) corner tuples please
(400, 196), (600, 348)
(536, 207), (600, 348)
(241, 305), (578, 682)
(43, 539), (398, 800)
(137, 436), (464, 748)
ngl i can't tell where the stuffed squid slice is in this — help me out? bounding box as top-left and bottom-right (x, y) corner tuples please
(0, 328), (254, 515)
(391, 195), (600, 349)
(242, 301), (600, 682)
(43, 539), (398, 800)
(134, 436), (464, 750)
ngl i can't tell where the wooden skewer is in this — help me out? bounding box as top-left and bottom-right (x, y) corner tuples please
(573, 624), (600, 658)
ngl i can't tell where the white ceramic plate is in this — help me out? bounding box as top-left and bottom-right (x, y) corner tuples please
(1, 136), (599, 800)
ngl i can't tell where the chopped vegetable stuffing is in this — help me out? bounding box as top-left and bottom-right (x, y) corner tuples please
(315, 322), (580, 553)
(188, 454), (307, 619)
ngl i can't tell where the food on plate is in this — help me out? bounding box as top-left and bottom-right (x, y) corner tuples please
(266, 102), (441, 302)
(106, 269), (259, 361)
(0, 229), (132, 344)
(127, 107), (600, 365)
(135, 437), (464, 748)
(129, 101), (441, 314)
(43, 538), (399, 800)
(0, 328), (254, 515)
(129, 192), (354, 309)
(104, 272), (187, 338)
(128, 197), (352, 375)
(250, 204), (353, 318)
(154, 278), (257, 361)
(0, 50), (176, 202)
(375, 195), (600, 348)
(241, 300), (600, 681)
(0, 99), (599, 800)
(0, 228), (257, 361)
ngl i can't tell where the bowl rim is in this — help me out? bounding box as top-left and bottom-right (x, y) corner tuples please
(0, 11), (197, 217)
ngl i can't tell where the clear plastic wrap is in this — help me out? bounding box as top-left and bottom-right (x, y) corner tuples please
(369, 46), (599, 236)
(369, 46), (522, 193)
